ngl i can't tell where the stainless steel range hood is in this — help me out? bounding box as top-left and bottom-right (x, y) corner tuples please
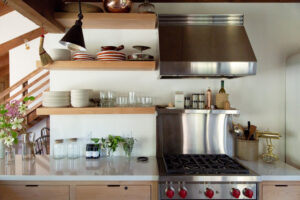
(158, 14), (257, 79)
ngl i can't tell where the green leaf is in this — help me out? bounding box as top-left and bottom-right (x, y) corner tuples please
(0, 109), (7, 115)
(13, 138), (18, 144)
(91, 138), (100, 144)
(23, 96), (35, 102)
(11, 131), (18, 138)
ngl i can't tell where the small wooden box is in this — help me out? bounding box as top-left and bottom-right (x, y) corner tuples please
(215, 93), (229, 109)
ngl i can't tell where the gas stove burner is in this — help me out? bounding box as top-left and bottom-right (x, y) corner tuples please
(163, 154), (249, 175)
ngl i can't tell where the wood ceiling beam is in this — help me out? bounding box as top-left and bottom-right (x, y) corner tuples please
(0, 53), (9, 68)
(63, 0), (300, 2)
(0, 66), (9, 78)
(0, 28), (45, 56)
(7, 0), (64, 33)
(0, 2), (14, 17)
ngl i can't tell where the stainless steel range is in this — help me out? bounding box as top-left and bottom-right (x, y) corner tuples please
(156, 108), (259, 200)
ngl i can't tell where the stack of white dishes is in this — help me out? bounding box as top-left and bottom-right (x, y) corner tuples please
(72, 52), (95, 61)
(96, 51), (126, 61)
(71, 89), (91, 107)
(43, 91), (70, 107)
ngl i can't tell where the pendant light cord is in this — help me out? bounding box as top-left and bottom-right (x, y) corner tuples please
(78, 0), (83, 20)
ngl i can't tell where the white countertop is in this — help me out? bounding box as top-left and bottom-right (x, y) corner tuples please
(1, 156), (300, 182)
(239, 159), (300, 181)
(0, 156), (159, 181)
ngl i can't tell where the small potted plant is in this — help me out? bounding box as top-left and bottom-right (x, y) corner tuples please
(102, 135), (125, 157)
(0, 97), (34, 164)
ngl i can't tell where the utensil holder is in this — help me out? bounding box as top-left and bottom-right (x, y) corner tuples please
(236, 139), (258, 161)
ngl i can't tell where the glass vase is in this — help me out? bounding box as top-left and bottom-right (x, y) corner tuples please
(5, 145), (15, 165)
(0, 140), (5, 159)
(101, 148), (111, 157)
(123, 137), (134, 158)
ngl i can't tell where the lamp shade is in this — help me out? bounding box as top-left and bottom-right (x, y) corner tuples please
(60, 20), (86, 51)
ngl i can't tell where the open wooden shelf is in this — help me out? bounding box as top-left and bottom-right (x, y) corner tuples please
(55, 12), (157, 29)
(37, 107), (156, 115)
(36, 61), (156, 71)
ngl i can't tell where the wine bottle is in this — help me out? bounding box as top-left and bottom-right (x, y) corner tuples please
(219, 80), (226, 94)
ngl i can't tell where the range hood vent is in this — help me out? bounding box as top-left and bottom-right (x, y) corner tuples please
(158, 14), (257, 79)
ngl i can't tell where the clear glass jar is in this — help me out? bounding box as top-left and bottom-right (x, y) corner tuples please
(5, 145), (15, 165)
(67, 138), (80, 159)
(138, 0), (155, 13)
(21, 133), (35, 160)
(53, 139), (66, 160)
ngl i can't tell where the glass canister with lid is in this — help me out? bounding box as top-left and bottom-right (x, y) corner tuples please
(53, 139), (66, 159)
(67, 138), (80, 159)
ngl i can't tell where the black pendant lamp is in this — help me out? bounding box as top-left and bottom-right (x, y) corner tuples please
(60, 0), (86, 51)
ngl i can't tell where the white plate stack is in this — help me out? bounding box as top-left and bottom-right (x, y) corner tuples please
(42, 91), (70, 107)
(72, 52), (95, 61)
(71, 89), (91, 107)
(96, 51), (126, 61)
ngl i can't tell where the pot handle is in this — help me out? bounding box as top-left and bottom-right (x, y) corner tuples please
(116, 45), (124, 51)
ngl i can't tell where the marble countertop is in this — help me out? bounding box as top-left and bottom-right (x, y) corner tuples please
(1, 156), (300, 182)
(0, 155), (159, 181)
(239, 159), (300, 181)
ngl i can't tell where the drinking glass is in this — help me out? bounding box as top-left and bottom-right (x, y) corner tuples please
(128, 92), (136, 106)
(99, 91), (107, 107)
(140, 96), (153, 107)
(116, 97), (128, 107)
(107, 91), (115, 107)
(136, 96), (142, 107)
(145, 97), (153, 106)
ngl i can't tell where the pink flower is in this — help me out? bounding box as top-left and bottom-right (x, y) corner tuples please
(5, 100), (21, 118)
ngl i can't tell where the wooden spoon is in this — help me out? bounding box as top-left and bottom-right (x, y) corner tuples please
(248, 125), (257, 140)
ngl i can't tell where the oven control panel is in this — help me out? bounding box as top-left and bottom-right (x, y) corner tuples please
(160, 182), (257, 199)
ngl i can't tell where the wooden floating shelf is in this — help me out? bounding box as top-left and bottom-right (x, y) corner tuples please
(55, 12), (157, 29)
(37, 107), (156, 115)
(36, 61), (156, 71)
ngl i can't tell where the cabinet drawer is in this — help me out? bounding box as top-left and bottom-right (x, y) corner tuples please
(0, 185), (70, 200)
(261, 183), (300, 200)
(76, 185), (151, 200)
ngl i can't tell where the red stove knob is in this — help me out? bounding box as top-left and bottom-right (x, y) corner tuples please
(231, 188), (241, 199)
(205, 188), (214, 199)
(243, 188), (254, 199)
(178, 187), (188, 199)
(165, 187), (175, 199)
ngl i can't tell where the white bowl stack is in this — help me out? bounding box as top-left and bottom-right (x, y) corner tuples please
(49, 49), (71, 61)
(42, 91), (70, 107)
(71, 89), (91, 107)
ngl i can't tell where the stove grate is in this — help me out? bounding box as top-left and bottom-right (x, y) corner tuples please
(163, 154), (250, 175)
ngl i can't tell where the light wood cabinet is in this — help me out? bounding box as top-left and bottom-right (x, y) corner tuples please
(0, 184), (70, 200)
(76, 185), (151, 200)
(0, 181), (158, 200)
(260, 181), (300, 200)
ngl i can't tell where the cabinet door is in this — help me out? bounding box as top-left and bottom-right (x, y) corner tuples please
(0, 185), (70, 200)
(76, 185), (151, 200)
(261, 182), (300, 200)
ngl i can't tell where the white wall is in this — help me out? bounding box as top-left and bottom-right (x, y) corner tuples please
(7, 3), (300, 158)
(286, 53), (300, 168)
